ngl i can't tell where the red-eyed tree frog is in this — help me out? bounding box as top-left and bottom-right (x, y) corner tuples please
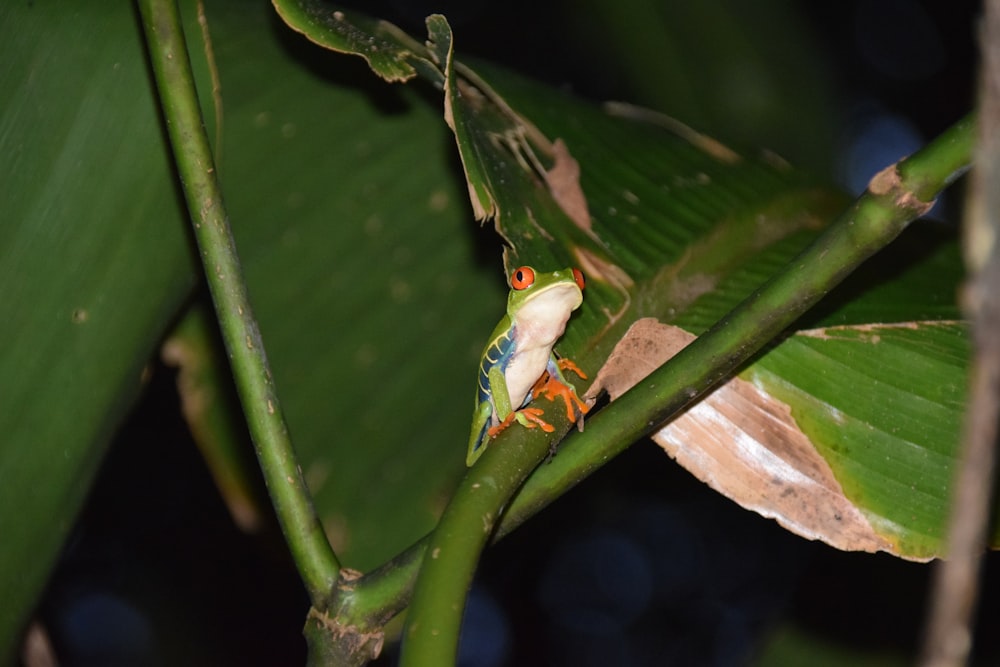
(466, 266), (590, 466)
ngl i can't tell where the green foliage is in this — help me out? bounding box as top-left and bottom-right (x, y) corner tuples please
(0, 3), (196, 659)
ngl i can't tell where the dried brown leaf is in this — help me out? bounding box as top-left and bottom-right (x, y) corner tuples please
(584, 318), (689, 401)
(545, 139), (592, 231)
(586, 318), (902, 558)
(655, 378), (898, 556)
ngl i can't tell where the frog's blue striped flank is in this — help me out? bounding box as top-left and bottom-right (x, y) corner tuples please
(471, 324), (519, 457)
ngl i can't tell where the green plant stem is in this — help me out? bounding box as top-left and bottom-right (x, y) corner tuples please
(399, 418), (555, 664)
(340, 112), (975, 642)
(137, 0), (339, 604)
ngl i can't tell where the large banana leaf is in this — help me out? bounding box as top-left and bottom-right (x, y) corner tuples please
(0, 2), (200, 658)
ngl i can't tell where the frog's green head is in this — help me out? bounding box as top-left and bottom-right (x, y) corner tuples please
(506, 266), (585, 322)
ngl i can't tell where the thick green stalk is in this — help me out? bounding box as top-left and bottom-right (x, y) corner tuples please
(400, 417), (555, 664)
(137, 0), (339, 603)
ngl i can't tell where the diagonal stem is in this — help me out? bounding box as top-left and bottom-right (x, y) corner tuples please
(137, 0), (339, 604)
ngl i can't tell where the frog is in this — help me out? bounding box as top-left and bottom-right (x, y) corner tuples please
(466, 265), (590, 466)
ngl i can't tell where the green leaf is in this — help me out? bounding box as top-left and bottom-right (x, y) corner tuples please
(748, 321), (968, 559)
(203, 1), (503, 568)
(0, 0), (492, 652)
(273, 1), (441, 84)
(0, 2), (198, 657)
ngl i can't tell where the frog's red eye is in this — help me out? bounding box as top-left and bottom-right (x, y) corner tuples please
(572, 268), (585, 291)
(511, 266), (535, 290)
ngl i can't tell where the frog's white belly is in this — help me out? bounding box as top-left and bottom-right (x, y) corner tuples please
(504, 345), (552, 412)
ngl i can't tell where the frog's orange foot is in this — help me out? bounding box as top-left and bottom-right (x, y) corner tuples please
(487, 407), (554, 439)
(557, 358), (588, 380)
(516, 407), (556, 432)
(538, 376), (590, 423)
(530, 370), (552, 397)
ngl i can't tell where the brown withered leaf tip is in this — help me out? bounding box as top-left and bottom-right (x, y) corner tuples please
(586, 318), (907, 559)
